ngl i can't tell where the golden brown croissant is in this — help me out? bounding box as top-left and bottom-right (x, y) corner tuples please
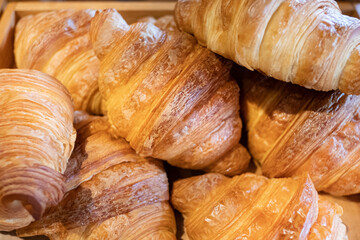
(27, 202), (176, 240)
(239, 68), (360, 196)
(15, 9), (102, 114)
(175, 0), (360, 95)
(172, 173), (347, 240)
(0, 69), (76, 231)
(17, 112), (176, 239)
(89, 9), (250, 176)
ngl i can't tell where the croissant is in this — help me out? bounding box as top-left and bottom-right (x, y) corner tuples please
(89, 9), (250, 175)
(175, 0), (360, 95)
(0, 69), (76, 231)
(172, 173), (347, 240)
(15, 9), (102, 114)
(239, 67), (360, 196)
(17, 112), (176, 239)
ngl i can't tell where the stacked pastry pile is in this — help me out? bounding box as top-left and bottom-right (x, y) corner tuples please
(1, 0), (360, 238)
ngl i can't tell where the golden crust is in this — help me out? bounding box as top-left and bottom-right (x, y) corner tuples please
(44, 202), (176, 240)
(240, 68), (360, 196)
(15, 9), (102, 114)
(175, 0), (360, 94)
(172, 173), (347, 239)
(0, 69), (75, 231)
(17, 112), (175, 239)
(90, 9), (250, 175)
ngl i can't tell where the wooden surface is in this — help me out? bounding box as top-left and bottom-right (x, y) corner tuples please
(0, 1), (359, 240)
(0, 0), (6, 16)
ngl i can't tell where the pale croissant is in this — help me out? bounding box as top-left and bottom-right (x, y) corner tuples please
(0, 69), (76, 231)
(15, 9), (102, 114)
(172, 173), (347, 240)
(18, 112), (176, 239)
(175, 0), (360, 95)
(240, 67), (360, 196)
(89, 9), (250, 176)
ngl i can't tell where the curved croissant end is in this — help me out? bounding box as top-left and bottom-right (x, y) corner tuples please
(240, 68), (360, 196)
(17, 112), (174, 239)
(90, 9), (130, 61)
(15, 9), (102, 114)
(0, 166), (65, 231)
(175, 0), (360, 95)
(172, 173), (347, 240)
(90, 9), (250, 176)
(0, 69), (75, 231)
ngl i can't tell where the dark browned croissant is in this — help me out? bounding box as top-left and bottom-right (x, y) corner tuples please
(15, 9), (102, 114)
(89, 9), (250, 176)
(175, 0), (360, 95)
(0, 69), (75, 231)
(172, 173), (347, 239)
(239, 67), (360, 196)
(17, 112), (176, 239)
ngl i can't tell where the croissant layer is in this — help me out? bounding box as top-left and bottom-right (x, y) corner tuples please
(15, 9), (102, 114)
(240, 68), (360, 196)
(18, 112), (176, 239)
(0, 69), (75, 231)
(172, 173), (347, 240)
(90, 9), (250, 175)
(175, 0), (360, 94)
(40, 202), (176, 240)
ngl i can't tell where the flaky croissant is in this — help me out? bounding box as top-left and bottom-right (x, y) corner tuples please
(172, 173), (347, 240)
(175, 0), (360, 95)
(0, 69), (76, 231)
(239, 68), (360, 196)
(17, 112), (176, 239)
(15, 9), (102, 114)
(89, 9), (250, 175)
(27, 202), (176, 240)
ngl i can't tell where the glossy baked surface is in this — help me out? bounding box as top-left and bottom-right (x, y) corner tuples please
(15, 9), (102, 114)
(172, 173), (347, 240)
(90, 9), (250, 175)
(175, 0), (360, 94)
(18, 112), (176, 239)
(0, 69), (75, 231)
(240, 68), (360, 196)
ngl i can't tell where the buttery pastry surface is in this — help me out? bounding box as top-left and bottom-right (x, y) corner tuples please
(175, 0), (360, 94)
(17, 112), (176, 239)
(239, 68), (360, 196)
(90, 9), (250, 175)
(0, 69), (76, 231)
(15, 9), (102, 114)
(172, 173), (347, 240)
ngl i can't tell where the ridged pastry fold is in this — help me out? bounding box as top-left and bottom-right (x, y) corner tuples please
(239, 67), (360, 196)
(15, 9), (102, 114)
(172, 173), (347, 239)
(0, 69), (76, 231)
(89, 9), (250, 176)
(17, 112), (176, 239)
(175, 0), (360, 94)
